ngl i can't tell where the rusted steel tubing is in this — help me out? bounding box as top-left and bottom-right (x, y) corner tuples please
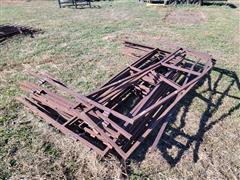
(24, 94), (114, 150)
(29, 72), (133, 139)
(20, 81), (76, 109)
(127, 84), (175, 135)
(162, 62), (201, 76)
(89, 48), (168, 92)
(130, 61), (183, 117)
(150, 65), (204, 151)
(87, 49), (160, 97)
(131, 71), (180, 116)
(108, 53), (165, 83)
(29, 71), (134, 124)
(87, 48), (184, 98)
(124, 41), (212, 63)
(31, 50), (178, 124)
(150, 80), (199, 151)
(17, 97), (108, 157)
(89, 52), (185, 114)
(124, 41), (156, 52)
(20, 79), (126, 141)
(25, 82), (132, 140)
(123, 83), (197, 159)
(132, 62), (213, 121)
(17, 41), (214, 160)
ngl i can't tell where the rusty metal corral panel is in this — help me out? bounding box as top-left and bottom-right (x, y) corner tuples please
(17, 41), (214, 160)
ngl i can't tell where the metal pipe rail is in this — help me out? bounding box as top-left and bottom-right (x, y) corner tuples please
(17, 42), (214, 160)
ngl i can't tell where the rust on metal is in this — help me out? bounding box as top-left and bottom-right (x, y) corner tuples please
(0, 24), (41, 43)
(17, 41), (214, 160)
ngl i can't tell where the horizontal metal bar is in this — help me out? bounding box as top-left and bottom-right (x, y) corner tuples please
(162, 63), (201, 76)
(16, 96), (107, 157)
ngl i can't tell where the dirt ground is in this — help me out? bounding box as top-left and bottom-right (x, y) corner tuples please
(164, 10), (206, 24)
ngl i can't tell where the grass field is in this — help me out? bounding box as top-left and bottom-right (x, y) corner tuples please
(0, 0), (239, 179)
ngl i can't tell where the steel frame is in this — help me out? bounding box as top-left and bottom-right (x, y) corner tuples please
(17, 41), (214, 160)
(58, 0), (91, 8)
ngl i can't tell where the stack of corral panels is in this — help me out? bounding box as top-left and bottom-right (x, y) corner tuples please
(17, 41), (214, 160)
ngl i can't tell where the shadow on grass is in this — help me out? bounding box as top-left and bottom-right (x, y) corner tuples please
(76, 5), (101, 9)
(140, 1), (238, 9)
(0, 25), (42, 44)
(128, 66), (240, 170)
(59, 4), (101, 9)
(203, 1), (238, 9)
